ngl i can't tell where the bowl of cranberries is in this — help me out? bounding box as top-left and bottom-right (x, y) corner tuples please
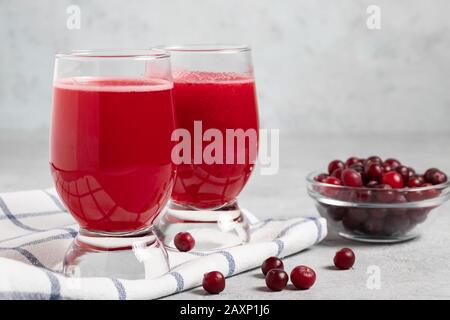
(307, 156), (450, 243)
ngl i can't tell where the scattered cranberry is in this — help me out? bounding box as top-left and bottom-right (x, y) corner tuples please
(261, 257), (284, 276)
(341, 169), (363, 187)
(174, 232), (195, 252)
(202, 271), (225, 294)
(265, 269), (289, 291)
(381, 171), (404, 189)
(345, 157), (361, 167)
(384, 158), (401, 169)
(334, 248), (355, 270)
(328, 160), (345, 175)
(290, 266), (316, 290)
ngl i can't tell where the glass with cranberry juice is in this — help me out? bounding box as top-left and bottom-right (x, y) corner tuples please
(51, 50), (175, 278)
(158, 45), (259, 250)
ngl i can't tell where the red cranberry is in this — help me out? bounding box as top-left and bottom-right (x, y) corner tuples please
(174, 232), (195, 252)
(323, 176), (342, 186)
(327, 206), (347, 221)
(354, 189), (372, 202)
(331, 168), (344, 180)
(328, 160), (345, 175)
(343, 208), (369, 230)
(315, 173), (329, 182)
(290, 266), (316, 290)
(369, 208), (387, 219)
(409, 208), (430, 223)
(341, 169), (363, 187)
(384, 158), (401, 169)
(382, 164), (393, 173)
(363, 218), (384, 235)
(382, 171), (404, 189)
(265, 269), (289, 291)
(202, 271), (225, 294)
(396, 165), (413, 183)
(428, 170), (447, 185)
(365, 163), (383, 182)
(367, 156), (383, 164)
(374, 184), (396, 203)
(334, 248), (355, 270)
(407, 175), (425, 188)
(261, 257), (284, 276)
(420, 183), (440, 199)
(424, 168), (439, 182)
(384, 214), (410, 235)
(345, 157), (361, 167)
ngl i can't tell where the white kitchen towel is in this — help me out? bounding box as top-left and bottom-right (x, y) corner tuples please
(0, 188), (327, 300)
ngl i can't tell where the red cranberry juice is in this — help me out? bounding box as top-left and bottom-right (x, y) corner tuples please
(171, 72), (259, 209)
(50, 77), (176, 232)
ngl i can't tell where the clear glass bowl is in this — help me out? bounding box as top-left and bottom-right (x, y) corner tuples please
(306, 171), (450, 243)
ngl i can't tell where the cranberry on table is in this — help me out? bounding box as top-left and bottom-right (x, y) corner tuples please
(265, 269), (289, 291)
(328, 160), (345, 175)
(202, 271), (225, 294)
(174, 232), (195, 252)
(261, 257), (284, 276)
(384, 158), (401, 169)
(315, 173), (329, 182)
(334, 248), (355, 270)
(341, 169), (363, 187)
(290, 266), (316, 290)
(381, 171), (404, 189)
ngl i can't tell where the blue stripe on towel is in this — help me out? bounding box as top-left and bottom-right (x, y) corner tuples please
(43, 190), (67, 212)
(306, 217), (323, 243)
(45, 270), (62, 300)
(0, 196), (43, 232)
(0, 210), (64, 221)
(111, 278), (127, 300)
(217, 251), (236, 276)
(169, 272), (184, 293)
(273, 239), (284, 256)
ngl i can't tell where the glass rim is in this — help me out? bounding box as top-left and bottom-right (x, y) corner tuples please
(159, 44), (251, 53)
(55, 49), (170, 60)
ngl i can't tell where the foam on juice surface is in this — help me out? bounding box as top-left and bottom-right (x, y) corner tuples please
(54, 76), (173, 92)
(173, 71), (254, 84)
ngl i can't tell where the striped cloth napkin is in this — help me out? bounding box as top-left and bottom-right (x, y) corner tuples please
(0, 188), (327, 300)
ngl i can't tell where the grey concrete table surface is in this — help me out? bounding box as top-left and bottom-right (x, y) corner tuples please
(1, 129), (449, 299)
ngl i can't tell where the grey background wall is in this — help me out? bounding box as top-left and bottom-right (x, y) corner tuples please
(1, 0), (450, 134)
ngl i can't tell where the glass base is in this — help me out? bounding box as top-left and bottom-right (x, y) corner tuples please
(338, 231), (419, 243)
(63, 225), (169, 279)
(158, 201), (250, 251)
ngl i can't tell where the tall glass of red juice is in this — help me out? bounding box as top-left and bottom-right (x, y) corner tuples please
(51, 50), (176, 278)
(158, 45), (259, 250)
